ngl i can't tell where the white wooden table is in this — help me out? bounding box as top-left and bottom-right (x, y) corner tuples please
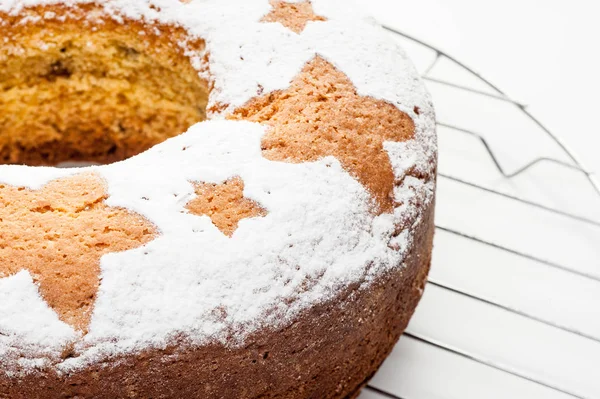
(357, 24), (600, 399)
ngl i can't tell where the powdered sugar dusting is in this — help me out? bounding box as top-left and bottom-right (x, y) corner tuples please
(0, 272), (78, 375)
(0, 0), (436, 375)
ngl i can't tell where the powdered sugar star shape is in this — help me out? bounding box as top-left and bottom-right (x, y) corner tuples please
(261, 0), (326, 34)
(0, 173), (156, 333)
(185, 176), (267, 237)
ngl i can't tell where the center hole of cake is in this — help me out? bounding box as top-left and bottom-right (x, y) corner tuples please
(0, 26), (208, 166)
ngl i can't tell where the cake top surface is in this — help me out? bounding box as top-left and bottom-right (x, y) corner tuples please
(0, 0), (436, 375)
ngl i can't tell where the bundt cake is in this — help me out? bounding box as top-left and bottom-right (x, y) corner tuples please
(0, 0), (437, 397)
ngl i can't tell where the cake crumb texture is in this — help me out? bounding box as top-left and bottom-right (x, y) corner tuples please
(0, 6), (208, 166)
(261, 0), (326, 34)
(186, 177), (267, 237)
(0, 173), (156, 332)
(233, 56), (416, 214)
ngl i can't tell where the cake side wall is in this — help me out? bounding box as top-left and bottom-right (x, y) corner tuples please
(0, 194), (435, 399)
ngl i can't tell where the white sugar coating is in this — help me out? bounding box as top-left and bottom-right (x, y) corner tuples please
(0, 0), (437, 375)
(0, 272), (78, 375)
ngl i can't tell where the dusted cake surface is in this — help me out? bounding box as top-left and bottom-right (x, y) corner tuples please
(0, 0), (436, 397)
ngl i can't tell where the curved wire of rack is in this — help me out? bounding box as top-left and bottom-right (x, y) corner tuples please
(383, 26), (600, 199)
(362, 27), (598, 399)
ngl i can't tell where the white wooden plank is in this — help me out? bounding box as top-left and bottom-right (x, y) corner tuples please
(436, 177), (600, 277)
(431, 229), (600, 341)
(368, 335), (573, 399)
(407, 284), (600, 398)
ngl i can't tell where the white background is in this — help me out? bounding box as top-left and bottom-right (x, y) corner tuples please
(357, 0), (600, 177)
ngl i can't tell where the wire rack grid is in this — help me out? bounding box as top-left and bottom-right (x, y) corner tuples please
(358, 27), (600, 399)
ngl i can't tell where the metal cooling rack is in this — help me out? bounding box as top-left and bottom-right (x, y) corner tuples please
(358, 27), (600, 399)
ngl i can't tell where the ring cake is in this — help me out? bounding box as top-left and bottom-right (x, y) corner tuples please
(0, 0), (437, 397)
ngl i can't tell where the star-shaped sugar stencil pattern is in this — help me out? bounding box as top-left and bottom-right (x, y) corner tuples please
(0, 173), (265, 334)
(256, 1), (417, 213)
(0, 173), (156, 333)
(0, 1), (417, 337)
(233, 56), (416, 214)
(185, 177), (267, 237)
(261, 0), (326, 34)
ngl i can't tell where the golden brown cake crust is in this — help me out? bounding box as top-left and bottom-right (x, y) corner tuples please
(0, 195), (434, 399)
(0, 1), (436, 397)
(186, 177), (268, 237)
(232, 57), (416, 214)
(261, 0), (326, 34)
(0, 173), (156, 333)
